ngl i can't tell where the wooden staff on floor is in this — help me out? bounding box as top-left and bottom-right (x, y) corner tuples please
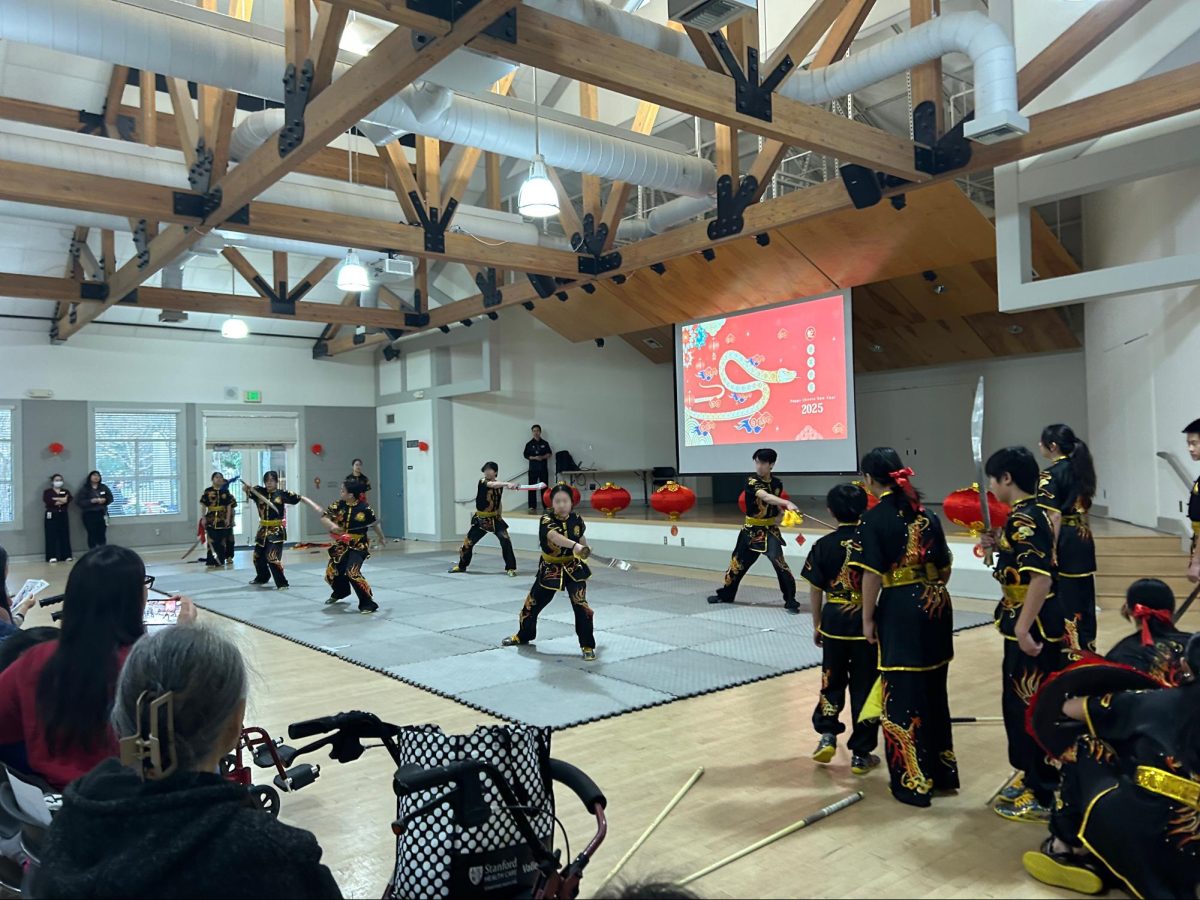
(676, 792), (864, 887)
(596, 767), (704, 892)
(951, 716), (1004, 724)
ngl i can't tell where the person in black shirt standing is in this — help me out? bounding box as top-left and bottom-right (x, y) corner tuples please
(803, 483), (879, 775)
(344, 458), (386, 547)
(199, 472), (237, 568)
(450, 462), (520, 576)
(1037, 424), (1099, 653)
(77, 470), (114, 549)
(1184, 418), (1200, 585)
(307, 480), (379, 614)
(849, 449), (956, 808)
(983, 446), (1066, 824)
(523, 425), (552, 512)
(708, 448), (800, 612)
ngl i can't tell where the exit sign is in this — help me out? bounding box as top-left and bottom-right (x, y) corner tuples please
(243, 390), (263, 404)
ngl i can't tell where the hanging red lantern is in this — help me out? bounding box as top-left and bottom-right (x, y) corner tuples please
(589, 482), (631, 518)
(542, 481), (582, 508)
(650, 480), (696, 521)
(417, 441), (430, 452)
(310, 443), (323, 456)
(47, 442), (65, 455)
(738, 487), (790, 514)
(943, 484), (1010, 536)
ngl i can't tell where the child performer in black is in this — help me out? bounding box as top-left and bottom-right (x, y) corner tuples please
(245, 471), (303, 589)
(306, 480), (379, 614)
(1037, 424), (1099, 652)
(502, 484), (596, 661)
(984, 446), (1067, 824)
(803, 483), (880, 774)
(199, 472), (237, 568)
(708, 448), (801, 612)
(449, 462), (520, 576)
(849, 448), (957, 808)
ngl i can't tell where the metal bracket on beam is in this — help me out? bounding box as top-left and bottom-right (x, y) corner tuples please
(80, 109), (138, 142)
(409, 1), (517, 45)
(80, 282), (110, 301)
(574, 214), (621, 276)
(189, 140), (215, 193)
(838, 164), (910, 210)
(410, 194), (458, 254)
(132, 220), (151, 269)
(312, 341), (329, 359)
(527, 272), (558, 299)
(707, 174), (759, 240)
(913, 107), (972, 176)
(382, 345), (401, 362)
(172, 190), (250, 226)
(405, 312), (430, 327)
(650, 262), (667, 275)
(279, 59), (315, 157)
(475, 267), (503, 308)
(710, 32), (793, 124)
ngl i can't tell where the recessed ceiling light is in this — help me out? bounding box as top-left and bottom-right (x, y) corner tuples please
(869, 343), (883, 353)
(1008, 324), (1024, 334)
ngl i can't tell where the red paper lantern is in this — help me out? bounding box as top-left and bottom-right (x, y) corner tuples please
(542, 481), (582, 508)
(943, 484), (1011, 536)
(589, 482), (631, 518)
(418, 441), (430, 452)
(310, 443), (323, 456)
(650, 480), (696, 521)
(738, 487), (790, 514)
(47, 442), (64, 455)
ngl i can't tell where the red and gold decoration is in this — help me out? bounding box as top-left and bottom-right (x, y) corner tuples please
(589, 482), (631, 518)
(650, 480), (696, 521)
(852, 480), (880, 510)
(944, 484), (1011, 557)
(737, 487), (790, 513)
(542, 481), (582, 508)
(417, 440), (430, 452)
(310, 443), (323, 456)
(47, 442), (65, 455)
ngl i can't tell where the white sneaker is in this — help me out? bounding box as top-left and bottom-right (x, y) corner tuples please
(48, 558), (58, 564)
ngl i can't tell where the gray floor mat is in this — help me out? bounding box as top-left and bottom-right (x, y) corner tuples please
(197, 550), (995, 730)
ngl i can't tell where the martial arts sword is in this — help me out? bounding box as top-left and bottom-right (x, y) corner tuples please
(971, 376), (994, 566)
(587, 552), (635, 572)
(186, 476), (242, 559)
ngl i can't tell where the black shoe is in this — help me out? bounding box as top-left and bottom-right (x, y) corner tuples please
(325, 596), (343, 605)
(707, 594), (734, 605)
(359, 603), (379, 615)
(250, 579), (270, 586)
(275, 583), (290, 590)
(784, 601), (801, 614)
(205, 561), (220, 568)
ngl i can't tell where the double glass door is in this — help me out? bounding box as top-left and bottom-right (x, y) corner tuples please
(208, 445), (294, 540)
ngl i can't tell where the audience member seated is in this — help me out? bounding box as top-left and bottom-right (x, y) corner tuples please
(1104, 577), (1192, 685)
(35, 624), (343, 900)
(0, 546), (195, 789)
(0, 546), (38, 641)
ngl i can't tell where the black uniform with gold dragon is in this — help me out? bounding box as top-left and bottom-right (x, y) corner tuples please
(1039, 457), (1098, 651)
(248, 485), (301, 588)
(711, 475), (797, 611)
(323, 496), (378, 613)
(848, 494), (956, 807)
(199, 485), (237, 567)
(802, 521), (878, 759)
(1190, 474), (1200, 555)
(509, 512), (594, 654)
(992, 495), (1066, 815)
(453, 478), (517, 574)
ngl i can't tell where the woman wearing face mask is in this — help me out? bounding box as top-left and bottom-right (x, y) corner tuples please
(77, 470), (114, 549)
(43, 473), (73, 563)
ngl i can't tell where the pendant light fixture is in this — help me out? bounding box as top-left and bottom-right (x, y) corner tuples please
(517, 67), (559, 219)
(336, 249), (370, 292)
(220, 257), (249, 339)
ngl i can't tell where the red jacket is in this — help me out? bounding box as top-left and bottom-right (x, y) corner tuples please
(0, 640), (132, 789)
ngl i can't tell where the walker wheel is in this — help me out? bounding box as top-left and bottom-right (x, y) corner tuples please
(249, 784), (281, 818)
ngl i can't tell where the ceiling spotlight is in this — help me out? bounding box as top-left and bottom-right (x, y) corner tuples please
(220, 317), (248, 340)
(933, 283), (947, 295)
(594, 338), (605, 348)
(1008, 324), (1024, 335)
(486, 311), (499, 320)
(438, 325), (450, 334)
(868, 343), (883, 353)
(460, 319), (473, 327)
(336, 249), (370, 292)
(922, 270), (937, 282)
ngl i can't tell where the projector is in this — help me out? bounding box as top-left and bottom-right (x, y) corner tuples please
(382, 253), (415, 277)
(669, 0), (756, 31)
(158, 310), (189, 323)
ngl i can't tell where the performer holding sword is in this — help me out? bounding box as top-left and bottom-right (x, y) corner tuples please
(301, 481), (380, 614)
(449, 462), (543, 576)
(243, 471), (305, 589)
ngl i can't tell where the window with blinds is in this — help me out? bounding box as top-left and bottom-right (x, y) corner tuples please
(94, 410), (180, 517)
(0, 408), (12, 524)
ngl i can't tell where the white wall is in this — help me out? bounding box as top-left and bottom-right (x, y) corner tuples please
(1083, 166), (1200, 530)
(0, 327), (375, 406)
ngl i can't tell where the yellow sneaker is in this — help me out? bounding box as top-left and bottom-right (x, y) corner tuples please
(581, 647), (597, 661)
(811, 734), (836, 764)
(994, 790), (1051, 824)
(1022, 840), (1104, 895)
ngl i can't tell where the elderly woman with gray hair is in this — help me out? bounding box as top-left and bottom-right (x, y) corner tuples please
(33, 625), (342, 899)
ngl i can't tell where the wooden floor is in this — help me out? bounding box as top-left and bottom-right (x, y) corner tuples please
(12, 543), (1196, 900)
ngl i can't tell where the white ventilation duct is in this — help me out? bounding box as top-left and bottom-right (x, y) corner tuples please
(0, 0), (714, 198)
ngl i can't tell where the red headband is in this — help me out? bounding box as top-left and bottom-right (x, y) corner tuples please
(1130, 603), (1173, 646)
(888, 467), (923, 511)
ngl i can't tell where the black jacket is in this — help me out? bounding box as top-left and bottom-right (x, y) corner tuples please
(34, 759), (342, 899)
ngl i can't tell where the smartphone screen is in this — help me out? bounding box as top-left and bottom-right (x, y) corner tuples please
(143, 599), (180, 632)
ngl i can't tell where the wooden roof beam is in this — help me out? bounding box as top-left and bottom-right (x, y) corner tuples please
(55, 0), (519, 340)
(763, 0), (849, 78)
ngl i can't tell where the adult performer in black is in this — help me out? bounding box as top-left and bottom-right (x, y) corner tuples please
(501, 484), (596, 661)
(449, 462), (519, 576)
(1037, 424), (1099, 653)
(199, 472), (237, 568)
(244, 472), (304, 589)
(344, 458), (387, 547)
(523, 425), (552, 512)
(306, 480), (379, 614)
(708, 448), (801, 612)
(984, 446), (1067, 824)
(849, 448), (957, 808)
(1021, 634), (1200, 898)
